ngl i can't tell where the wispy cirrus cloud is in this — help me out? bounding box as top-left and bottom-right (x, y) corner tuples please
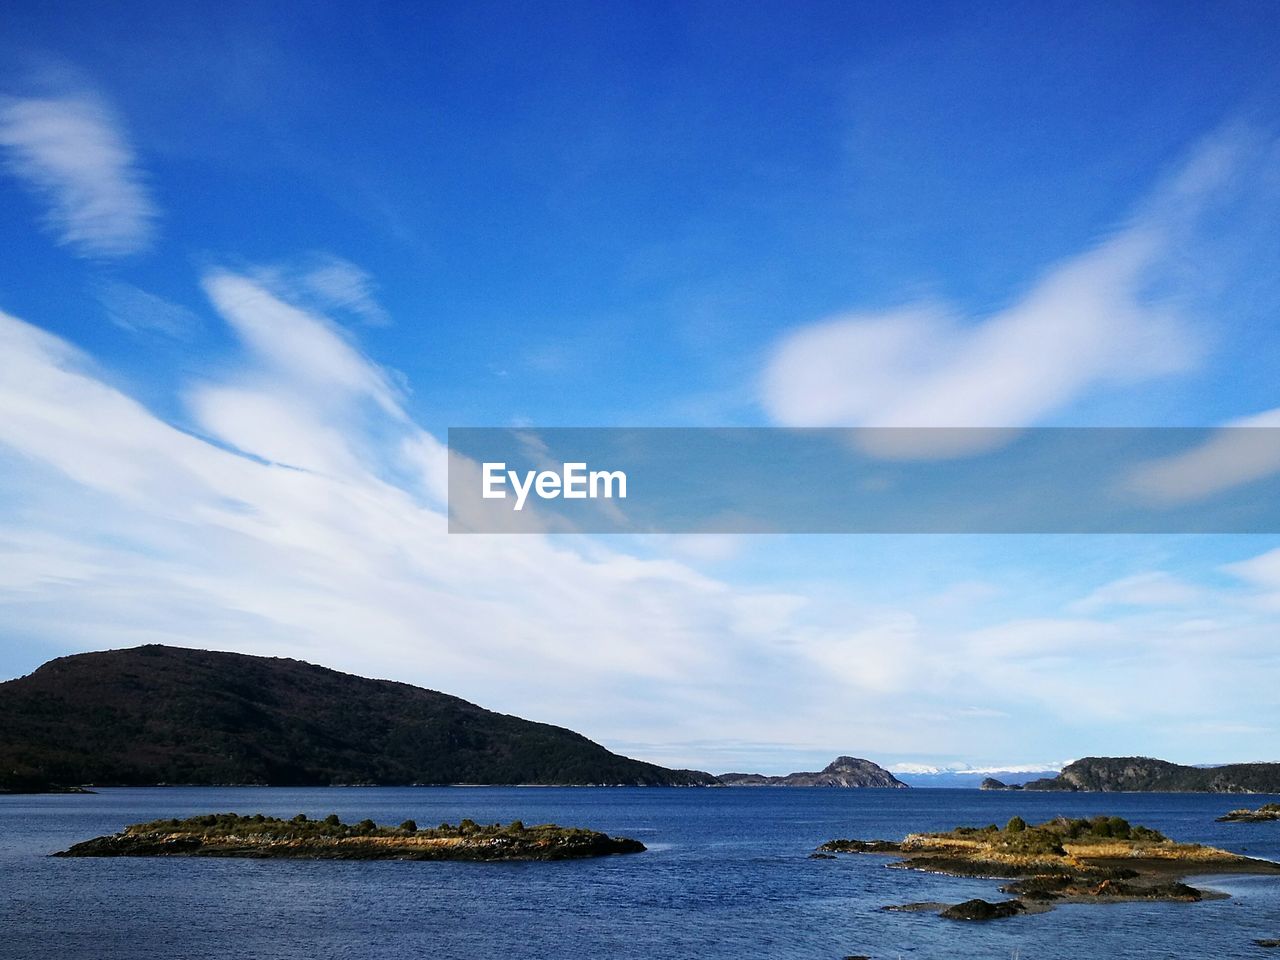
(1123, 407), (1280, 505)
(0, 91), (158, 257)
(246, 254), (392, 328)
(298, 254), (390, 326)
(760, 128), (1269, 434)
(1224, 547), (1280, 612)
(1070, 571), (1204, 613)
(95, 281), (202, 338)
(201, 270), (403, 417)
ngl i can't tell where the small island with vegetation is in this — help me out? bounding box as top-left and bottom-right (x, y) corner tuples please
(818, 815), (1280, 920)
(1218, 803), (1280, 823)
(54, 813), (646, 861)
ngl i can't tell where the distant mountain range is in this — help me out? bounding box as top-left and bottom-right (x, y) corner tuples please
(983, 757), (1280, 793)
(0, 646), (718, 791)
(717, 756), (907, 788)
(895, 769), (1062, 789)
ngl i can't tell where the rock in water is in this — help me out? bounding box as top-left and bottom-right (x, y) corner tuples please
(940, 899), (1026, 921)
(817, 839), (902, 854)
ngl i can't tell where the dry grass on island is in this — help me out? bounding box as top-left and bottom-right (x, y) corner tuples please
(818, 815), (1280, 921)
(54, 812), (646, 861)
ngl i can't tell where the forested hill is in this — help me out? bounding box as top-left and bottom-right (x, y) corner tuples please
(0, 645), (717, 790)
(1022, 757), (1280, 793)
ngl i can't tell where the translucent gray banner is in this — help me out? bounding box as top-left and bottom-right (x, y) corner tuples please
(447, 427), (1280, 533)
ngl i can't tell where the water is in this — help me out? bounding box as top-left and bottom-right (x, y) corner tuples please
(3, 787), (1278, 959)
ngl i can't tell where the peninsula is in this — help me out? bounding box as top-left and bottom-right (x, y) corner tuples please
(55, 813), (645, 860)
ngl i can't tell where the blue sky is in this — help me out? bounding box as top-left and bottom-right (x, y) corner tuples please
(2, 1), (1280, 774)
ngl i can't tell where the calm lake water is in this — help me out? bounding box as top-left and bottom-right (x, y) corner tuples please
(3, 786), (1278, 959)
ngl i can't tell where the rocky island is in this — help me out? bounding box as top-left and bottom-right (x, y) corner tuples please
(717, 756), (906, 788)
(1218, 803), (1280, 823)
(55, 813), (646, 861)
(979, 777), (1020, 791)
(818, 814), (1280, 920)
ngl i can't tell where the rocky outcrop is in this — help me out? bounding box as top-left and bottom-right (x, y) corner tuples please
(717, 756), (907, 788)
(818, 838), (902, 853)
(819, 814), (1280, 918)
(1218, 803), (1280, 823)
(940, 899), (1025, 921)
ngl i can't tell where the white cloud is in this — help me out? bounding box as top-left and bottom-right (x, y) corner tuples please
(1224, 547), (1280, 612)
(647, 534), (747, 564)
(0, 92), (157, 257)
(299, 254), (390, 326)
(96, 281), (201, 338)
(1227, 548), (1280, 590)
(965, 617), (1124, 659)
(924, 579), (1003, 610)
(1123, 407), (1280, 505)
(762, 230), (1193, 432)
(202, 271), (402, 416)
(244, 254), (392, 328)
(187, 385), (367, 477)
(799, 612), (927, 693)
(758, 133), (1267, 434)
(1072, 572), (1203, 613)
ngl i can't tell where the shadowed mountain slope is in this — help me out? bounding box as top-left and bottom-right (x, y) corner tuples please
(0, 645), (717, 790)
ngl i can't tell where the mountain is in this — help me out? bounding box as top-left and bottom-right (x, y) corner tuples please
(897, 769), (1062, 789)
(0, 645), (717, 790)
(1022, 757), (1280, 794)
(717, 756), (907, 788)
